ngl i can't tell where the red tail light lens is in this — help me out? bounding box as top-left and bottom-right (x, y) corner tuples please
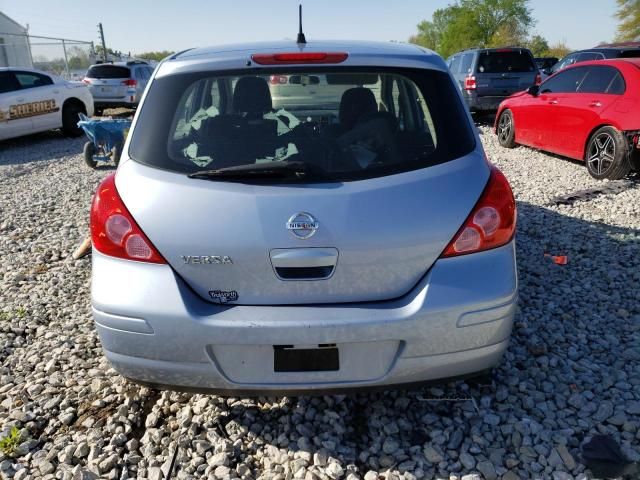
(90, 174), (166, 263)
(535, 73), (542, 85)
(464, 75), (477, 90)
(441, 166), (516, 257)
(82, 77), (91, 84)
(252, 52), (348, 65)
(269, 75), (289, 85)
(121, 79), (137, 87)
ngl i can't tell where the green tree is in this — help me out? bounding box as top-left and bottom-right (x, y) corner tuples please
(546, 41), (572, 59)
(615, 0), (640, 41)
(135, 50), (175, 62)
(409, 0), (535, 58)
(525, 34), (550, 56)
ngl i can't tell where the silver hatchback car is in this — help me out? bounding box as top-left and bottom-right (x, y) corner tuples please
(90, 41), (518, 394)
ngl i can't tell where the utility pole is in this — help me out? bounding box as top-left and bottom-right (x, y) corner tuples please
(97, 23), (107, 62)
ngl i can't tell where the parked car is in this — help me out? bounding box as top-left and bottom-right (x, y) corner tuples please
(535, 57), (559, 71)
(547, 44), (640, 76)
(83, 61), (153, 115)
(0, 67), (94, 141)
(535, 57), (559, 81)
(447, 47), (539, 113)
(495, 59), (640, 180)
(90, 40), (518, 393)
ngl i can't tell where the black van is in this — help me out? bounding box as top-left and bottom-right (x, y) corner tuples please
(447, 47), (539, 113)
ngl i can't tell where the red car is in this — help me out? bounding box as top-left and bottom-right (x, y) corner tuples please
(495, 59), (640, 179)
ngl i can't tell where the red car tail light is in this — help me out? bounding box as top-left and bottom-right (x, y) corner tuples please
(464, 75), (477, 90)
(535, 73), (542, 85)
(251, 52), (348, 65)
(441, 166), (516, 257)
(121, 79), (137, 87)
(90, 174), (166, 264)
(269, 75), (289, 85)
(82, 77), (91, 84)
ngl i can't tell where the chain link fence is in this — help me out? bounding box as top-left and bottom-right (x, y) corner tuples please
(0, 32), (96, 80)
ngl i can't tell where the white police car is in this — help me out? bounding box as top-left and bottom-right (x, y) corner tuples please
(0, 67), (94, 141)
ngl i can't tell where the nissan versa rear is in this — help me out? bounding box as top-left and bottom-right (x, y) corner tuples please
(90, 41), (518, 393)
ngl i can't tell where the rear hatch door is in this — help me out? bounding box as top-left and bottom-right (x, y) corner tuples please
(116, 156), (488, 305)
(85, 65), (131, 100)
(476, 49), (537, 96)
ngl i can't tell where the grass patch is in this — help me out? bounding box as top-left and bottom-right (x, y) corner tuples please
(0, 426), (22, 457)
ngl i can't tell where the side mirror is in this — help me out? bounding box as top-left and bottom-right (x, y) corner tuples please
(543, 68), (552, 76)
(527, 85), (540, 96)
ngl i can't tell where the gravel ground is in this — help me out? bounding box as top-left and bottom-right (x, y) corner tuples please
(1, 124), (639, 480)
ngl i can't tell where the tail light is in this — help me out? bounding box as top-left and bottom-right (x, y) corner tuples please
(464, 75), (477, 90)
(90, 174), (166, 264)
(252, 52), (348, 65)
(535, 73), (542, 85)
(441, 166), (516, 257)
(270, 75), (289, 85)
(82, 77), (91, 84)
(121, 79), (137, 87)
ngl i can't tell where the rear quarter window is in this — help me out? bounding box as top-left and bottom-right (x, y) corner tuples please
(87, 65), (131, 79)
(129, 67), (475, 182)
(477, 50), (535, 73)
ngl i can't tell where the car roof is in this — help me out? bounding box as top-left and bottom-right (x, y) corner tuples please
(0, 66), (55, 75)
(157, 40), (445, 77)
(451, 46), (532, 55)
(559, 58), (640, 72)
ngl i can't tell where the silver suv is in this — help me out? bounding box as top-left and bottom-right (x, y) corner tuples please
(90, 41), (518, 393)
(84, 61), (153, 115)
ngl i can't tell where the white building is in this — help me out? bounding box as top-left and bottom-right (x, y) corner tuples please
(0, 11), (33, 68)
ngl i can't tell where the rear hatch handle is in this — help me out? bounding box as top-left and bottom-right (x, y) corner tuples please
(270, 248), (338, 281)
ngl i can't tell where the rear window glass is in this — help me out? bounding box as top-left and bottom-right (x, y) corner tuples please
(87, 65), (130, 79)
(477, 50), (535, 73)
(129, 68), (475, 182)
(619, 50), (640, 58)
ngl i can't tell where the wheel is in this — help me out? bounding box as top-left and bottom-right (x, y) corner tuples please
(111, 144), (121, 166)
(585, 126), (631, 180)
(496, 110), (516, 148)
(83, 142), (97, 169)
(62, 102), (86, 137)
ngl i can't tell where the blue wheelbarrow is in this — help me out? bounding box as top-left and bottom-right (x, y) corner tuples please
(77, 113), (132, 169)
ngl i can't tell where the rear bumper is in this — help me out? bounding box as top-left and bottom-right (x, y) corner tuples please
(91, 242), (518, 393)
(465, 94), (509, 112)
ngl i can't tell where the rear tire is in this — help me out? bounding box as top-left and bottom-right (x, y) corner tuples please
(83, 142), (97, 169)
(497, 110), (516, 148)
(585, 126), (631, 180)
(62, 102), (85, 137)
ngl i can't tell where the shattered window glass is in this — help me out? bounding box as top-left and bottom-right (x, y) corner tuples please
(130, 69), (475, 181)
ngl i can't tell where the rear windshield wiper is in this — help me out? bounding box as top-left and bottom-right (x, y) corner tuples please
(187, 161), (326, 182)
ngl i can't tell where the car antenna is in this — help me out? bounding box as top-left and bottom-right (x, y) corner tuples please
(296, 4), (306, 44)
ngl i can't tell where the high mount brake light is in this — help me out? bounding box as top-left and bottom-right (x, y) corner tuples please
(441, 166), (516, 257)
(251, 52), (348, 65)
(90, 174), (166, 264)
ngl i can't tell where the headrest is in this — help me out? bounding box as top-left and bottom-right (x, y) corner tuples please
(233, 76), (272, 114)
(339, 87), (378, 129)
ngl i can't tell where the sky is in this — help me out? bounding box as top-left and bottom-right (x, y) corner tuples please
(0, 0), (620, 55)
